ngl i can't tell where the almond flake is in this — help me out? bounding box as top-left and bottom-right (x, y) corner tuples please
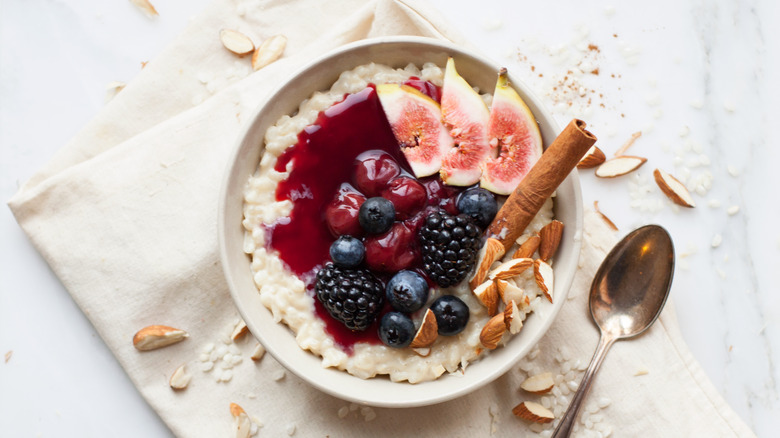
(653, 168), (695, 207)
(520, 372), (555, 394)
(495, 278), (525, 305)
(129, 0), (158, 17)
(220, 29), (255, 56)
(169, 364), (191, 390)
(4, 350), (11, 363)
(534, 260), (554, 303)
(614, 131), (642, 156)
(132, 325), (188, 351)
(251, 343), (266, 361)
(538, 220), (564, 262)
(576, 145), (606, 168)
(230, 403), (251, 438)
(472, 280), (500, 316)
(409, 309), (438, 348)
(512, 235), (540, 259)
(469, 237), (505, 290)
(512, 401), (554, 423)
(479, 313), (507, 350)
(595, 156), (647, 178)
(487, 257), (533, 281)
(252, 35), (287, 71)
(503, 300), (524, 334)
(412, 347), (431, 357)
(593, 201), (618, 231)
(231, 319), (249, 341)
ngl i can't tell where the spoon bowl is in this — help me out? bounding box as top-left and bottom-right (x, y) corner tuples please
(553, 225), (675, 437)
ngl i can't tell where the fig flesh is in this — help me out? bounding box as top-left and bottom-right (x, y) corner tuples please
(480, 69), (543, 195)
(376, 84), (453, 178)
(439, 57), (493, 186)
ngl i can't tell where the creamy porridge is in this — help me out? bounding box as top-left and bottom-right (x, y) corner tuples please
(242, 62), (553, 383)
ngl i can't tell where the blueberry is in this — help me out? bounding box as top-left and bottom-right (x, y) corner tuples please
(429, 295), (469, 336)
(358, 197), (395, 234)
(386, 270), (429, 313)
(456, 188), (498, 228)
(329, 236), (365, 268)
(377, 312), (415, 348)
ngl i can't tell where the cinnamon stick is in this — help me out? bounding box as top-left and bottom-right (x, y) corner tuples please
(487, 119), (596, 252)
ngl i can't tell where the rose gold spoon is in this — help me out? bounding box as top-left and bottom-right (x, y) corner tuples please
(552, 225), (675, 437)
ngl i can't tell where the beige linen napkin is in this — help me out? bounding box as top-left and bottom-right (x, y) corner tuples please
(8, 0), (756, 436)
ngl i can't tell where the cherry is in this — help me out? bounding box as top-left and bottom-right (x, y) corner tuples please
(364, 222), (420, 272)
(353, 150), (401, 197)
(421, 177), (460, 215)
(324, 184), (366, 237)
(381, 177), (427, 220)
(403, 78), (442, 103)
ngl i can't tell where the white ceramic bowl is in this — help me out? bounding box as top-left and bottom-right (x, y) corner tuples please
(219, 36), (583, 408)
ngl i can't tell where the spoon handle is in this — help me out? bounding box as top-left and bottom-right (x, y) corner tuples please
(551, 334), (616, 438)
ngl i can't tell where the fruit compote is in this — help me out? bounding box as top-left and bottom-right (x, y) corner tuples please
(267, 83), (464, 353)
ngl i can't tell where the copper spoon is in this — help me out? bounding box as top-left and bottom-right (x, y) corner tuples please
(551, 225), (675, 437)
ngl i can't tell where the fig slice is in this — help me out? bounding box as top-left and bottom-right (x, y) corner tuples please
(376, 84), (454, 178)
(439, 57), (493, 186)
(480, 69), (543, 195)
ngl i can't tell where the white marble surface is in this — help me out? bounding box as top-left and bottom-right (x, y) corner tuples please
(0, 0), (777, 436)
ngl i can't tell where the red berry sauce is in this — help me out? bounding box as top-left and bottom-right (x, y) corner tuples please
(268, 83), (460, 353)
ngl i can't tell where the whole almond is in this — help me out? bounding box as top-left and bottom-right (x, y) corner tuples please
(653, 168), (696, 207)
(479, 313), (507, 350)
(512, 401), (555, 423)
(469, 237), (505, 290)
(409, 309), (438, 348)
(576, 145), (606, 168)
(512, 235), (541, 259)
(595, 155), (647, 178)
(133, 325), (188, 351)
(472, 280), (500, 316)
(538, 220), (564, 262)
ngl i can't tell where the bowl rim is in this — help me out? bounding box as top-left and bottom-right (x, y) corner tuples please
(218, 35), (583, 408)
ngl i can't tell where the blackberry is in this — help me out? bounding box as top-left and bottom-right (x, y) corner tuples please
(314, 264), (384, 331)
(419, 209), (482, 288)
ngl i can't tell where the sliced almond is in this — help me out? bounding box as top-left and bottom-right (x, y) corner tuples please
(614, 131), (642, 156)
(479, 313), (507, 350)
(538, 220), (564, 262)
(472, 280), (500, 316)
(576, 145), (606, 168)
(534, 260), (554, 303)
(520, 372), (555, 394)
(132, 325), (188, 351)
(512, 401), (555, 424)
(512, 235), (541, 259)
(654, 168), (696, 207)
(469, 237), (505, 290)
(412, 347), (431, 357)
(495, 278), (525, 305)
(230, 403), (251, 438)
(409, 309), (438, 348)
(250, 343), (266, 361)
(503, 300), (524, 334)
(252, 35), (287, 71)
(487, 257), (533, 281)
(231, 319), (249, 341)
(129, 0), (158, 17)
(220, 29), (255, 57)
(595, 155), (647, 178)
(169, 364), (191, 390)
(593, 201), (618, 231)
